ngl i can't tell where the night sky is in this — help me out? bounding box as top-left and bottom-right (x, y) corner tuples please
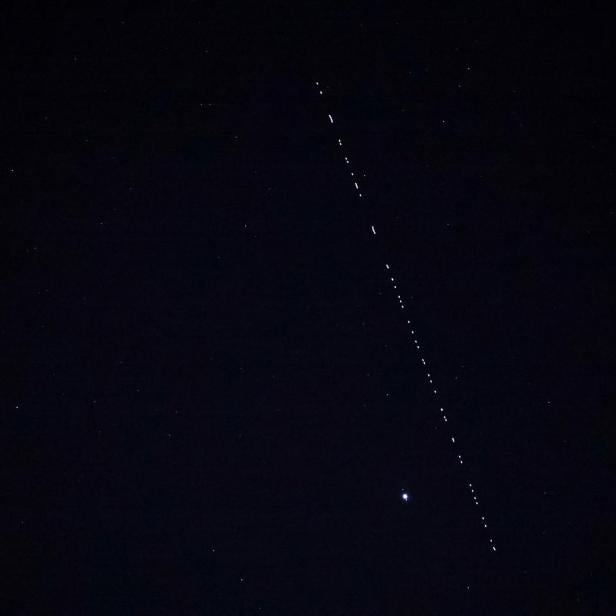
(5, 7), (615, 614)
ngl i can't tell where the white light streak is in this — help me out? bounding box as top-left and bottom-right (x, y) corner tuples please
(316, 78), (497, 557)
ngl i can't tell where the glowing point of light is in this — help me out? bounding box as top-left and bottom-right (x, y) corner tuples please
(371, 225), (376, 235)
(328, 114), (333, 124)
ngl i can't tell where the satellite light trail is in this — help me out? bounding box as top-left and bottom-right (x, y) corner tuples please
(313, 80), (497, 555)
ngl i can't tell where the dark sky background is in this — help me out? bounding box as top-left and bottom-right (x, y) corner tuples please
(4, 6), (615, 614)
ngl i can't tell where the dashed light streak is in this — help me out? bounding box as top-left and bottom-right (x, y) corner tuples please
(315, 80), (497, 554)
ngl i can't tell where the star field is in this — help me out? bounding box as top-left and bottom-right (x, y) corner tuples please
(4, 6), (614, 614)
